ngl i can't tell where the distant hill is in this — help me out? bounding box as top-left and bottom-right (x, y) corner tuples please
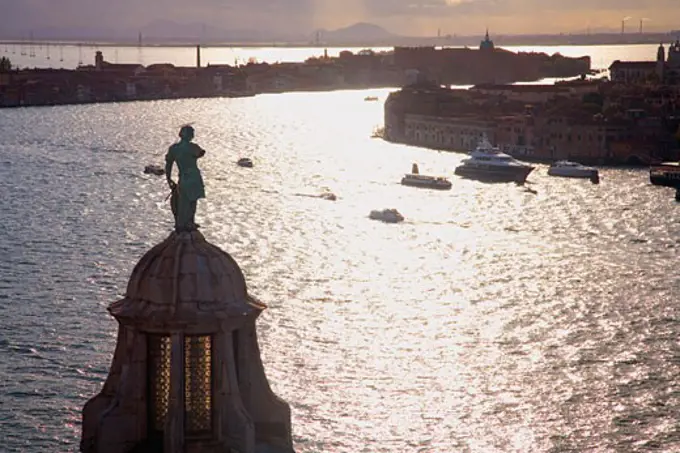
(314, 22), (396, 44)
(0, 18), (675, 47)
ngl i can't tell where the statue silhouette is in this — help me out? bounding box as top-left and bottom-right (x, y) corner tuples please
(165, 125), (206, 232)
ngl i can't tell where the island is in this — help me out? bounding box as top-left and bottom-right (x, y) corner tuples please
(0, 32), (591, 108)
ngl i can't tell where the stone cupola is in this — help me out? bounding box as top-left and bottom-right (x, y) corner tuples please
(80, 230), (294, 453)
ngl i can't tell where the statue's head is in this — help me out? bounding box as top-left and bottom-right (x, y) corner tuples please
(179, 125), (195, 141)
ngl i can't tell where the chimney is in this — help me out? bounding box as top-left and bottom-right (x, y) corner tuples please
(196, 45), (201, 68)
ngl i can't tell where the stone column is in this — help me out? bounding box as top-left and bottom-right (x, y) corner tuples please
(214, 330), (255, 452)
(96, 326), (148, 453)
(236, 323), (293, 451)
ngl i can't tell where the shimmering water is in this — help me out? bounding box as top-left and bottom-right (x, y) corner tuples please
(1, 89), (680, 453)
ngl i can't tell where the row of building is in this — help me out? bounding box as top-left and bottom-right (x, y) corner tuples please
(609, 41), (680, 84)
(0, 34), (593, 108)
(0, 48), (412, 107)
(385, 78), (680, 165)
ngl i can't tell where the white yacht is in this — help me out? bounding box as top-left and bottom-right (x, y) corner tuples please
(548, 160), (599, 183)
(454, 136), (534, 183)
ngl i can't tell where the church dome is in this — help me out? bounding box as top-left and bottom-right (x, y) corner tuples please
(109, 230), (265, 329)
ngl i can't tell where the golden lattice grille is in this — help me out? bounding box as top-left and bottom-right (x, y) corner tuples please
(147, 334), (171, 432)
(184, 335), (213, 435)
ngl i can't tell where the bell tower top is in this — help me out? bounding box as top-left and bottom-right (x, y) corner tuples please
(81, 230), (294, 453)
(480, 28), (495, 51)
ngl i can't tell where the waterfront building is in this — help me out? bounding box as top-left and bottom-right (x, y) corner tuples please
(609, 41), (680, 85)
(385, 79), (680, 164)
(537, 116), (609, 161)
(471, 84), (572, 103)
(84, 50), (145, 76)
(495, 115), (537, 157)
(402, 113), (496, 151)
(392, 42), (589, 85)
(609, 61), (657, 84)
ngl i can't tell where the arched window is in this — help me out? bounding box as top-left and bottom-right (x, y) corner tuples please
(147, 334), (214, 439)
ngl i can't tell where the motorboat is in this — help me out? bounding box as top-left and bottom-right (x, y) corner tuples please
(401, 163), (452, 190)
(237, 157), (253, 168)
(650, 162), (680, 187)
(369, 208), (404, 223)
(401, 173), (452, 190)
(548, 160), (599, 183)
(454, 136), (534, 183)
(144, 164), (165, 176)
(364, 96), (379, 102)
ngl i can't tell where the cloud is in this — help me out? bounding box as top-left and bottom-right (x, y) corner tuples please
(365, 0), (680, 17)
(1, 0), (680, 36)
(363, 0), (680, 35)
(0, 0), (317, 33)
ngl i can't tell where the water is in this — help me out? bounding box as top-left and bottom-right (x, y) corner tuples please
(1, 61), (680, 452)
(0, 42), (663, 72)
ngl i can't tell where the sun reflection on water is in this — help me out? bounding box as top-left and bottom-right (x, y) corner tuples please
(0, 88), (679, 452)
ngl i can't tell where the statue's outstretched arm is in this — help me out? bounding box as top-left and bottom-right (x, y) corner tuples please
(194, 144), (206, 158)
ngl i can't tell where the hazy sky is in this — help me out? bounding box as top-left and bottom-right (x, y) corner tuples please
(2, 0), (679, 36)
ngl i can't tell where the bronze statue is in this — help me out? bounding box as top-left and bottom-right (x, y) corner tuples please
(165, 125), (206, 232)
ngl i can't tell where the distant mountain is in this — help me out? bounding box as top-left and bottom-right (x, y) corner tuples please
(315, 22), (397, 44)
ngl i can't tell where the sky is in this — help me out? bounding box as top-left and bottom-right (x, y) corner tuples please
(1, 0), (679, 37)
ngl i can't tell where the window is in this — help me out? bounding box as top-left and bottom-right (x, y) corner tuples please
(185, 336), (213, 436)
(148, 335), (171, 433)
(146, 334), (214, 438)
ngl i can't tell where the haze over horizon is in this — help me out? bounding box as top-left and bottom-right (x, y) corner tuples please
(1, 0), (679, 39)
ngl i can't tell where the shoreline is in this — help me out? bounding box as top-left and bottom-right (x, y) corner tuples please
(383, 141), (656, 168)
(0, 85), (402, 110)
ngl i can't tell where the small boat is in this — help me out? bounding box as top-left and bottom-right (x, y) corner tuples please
(364, 96), (379, 102)
(237, 157), (253, 168)
(650, 162), (680, 188)
(454, 136), (534, 183)
(548, 160), (599, 183)
(369, 209), (404, 223)
(401, 163), (452, 190)
(144, 164), (165, 176)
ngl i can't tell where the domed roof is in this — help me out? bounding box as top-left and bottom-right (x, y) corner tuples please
(109, 230), (265, 330)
